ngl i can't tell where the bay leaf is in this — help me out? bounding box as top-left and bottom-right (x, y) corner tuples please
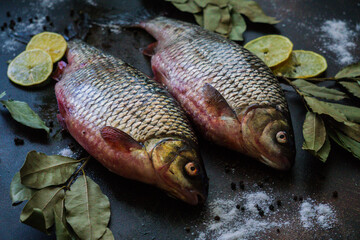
(54, 198), (75, 240)
(0, 99), (49, 133)
(0, 91), (5, 99)
(329, 102), (360, 123)
(194, 13), (204, 26)
(332, 121), (360, 142)
(315, 136), (331, 162)
(165, 0), (188, 3)
(304, 96), (348, 123)
(99, 228), (115, 240)
(194, 0), (229, 8)
(335, 62), (360, 78)
(173, 0), (202, 13)
(229, 0), (279, 24)
(65, 174), (110, 240)
(329, 129), (360, 159)
(302, 112), (326, 152)
(203, 4), (222, 31)
(229, 11), (246, 41)
(215, 6), (232, 35)
(339, 81), (360, 99)
(20, 186), (65, 232)
(10, 172), (35, 205)
(20, 151), (82, 189)
(293, 79), (347, 101)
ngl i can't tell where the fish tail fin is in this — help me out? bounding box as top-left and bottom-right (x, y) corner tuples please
(91, 8), (158, 30)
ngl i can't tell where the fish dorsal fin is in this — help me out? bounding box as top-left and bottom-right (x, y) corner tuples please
(100, 126), (143, 151)
(202, 83), (238, 119)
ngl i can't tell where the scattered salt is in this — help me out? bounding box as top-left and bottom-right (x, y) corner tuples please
(299, 200), (336, 230)
(39, 0), (65, 10)
(58, 147), (74, 157)
(86, 0), (98, 6)
(320, 20), (357, 65)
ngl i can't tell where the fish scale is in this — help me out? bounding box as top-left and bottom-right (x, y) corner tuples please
(58, 40), (196, 143)
(140, 17), (295, 170)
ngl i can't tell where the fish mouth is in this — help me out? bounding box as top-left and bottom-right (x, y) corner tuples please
(168, 188), (207, 205)
(260, 155), (293, 170)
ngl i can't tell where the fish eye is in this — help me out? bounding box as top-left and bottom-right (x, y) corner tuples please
(184, 162), (199, 176)
(276, 131), (287, 144)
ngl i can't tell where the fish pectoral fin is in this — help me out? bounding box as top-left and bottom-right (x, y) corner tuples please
(142, 42), (158, 56)
(100, 126), (143, 152)
(202, 83), (238, 120)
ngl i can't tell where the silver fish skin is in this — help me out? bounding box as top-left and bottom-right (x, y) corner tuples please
(140, 17), (295, 170)
(55, 40), (208, 205)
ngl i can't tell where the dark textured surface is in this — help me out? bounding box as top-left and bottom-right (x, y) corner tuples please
(1, 0), (360, 240)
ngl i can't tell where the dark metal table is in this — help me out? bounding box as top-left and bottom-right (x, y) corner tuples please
(1, 0), (359, 239)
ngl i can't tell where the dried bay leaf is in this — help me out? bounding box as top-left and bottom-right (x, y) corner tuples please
(293, 79), (347, 101)
(203, 4), (222, 31)
(304, 96), (347, 123)
(173, 0), (202, 13)
(229, 0), (279, 24)
(329, 129), (360, 159)
(194, 13), (204, 26)
(65, 174), (110, 240)
(10, 172), (35, 205)
(99, 228), (115, 240)
(20, 151), (82, 189)
(20, 186), (65, 232)
(302, 112), (326, 152)
(339, 81), (360, 99)
(0, 91), (5, 99)
(0, 99), (49, 133)
(54, 198), (75, 240)
(194, 0), (229, 8)
(335, 62), (360, 78)
(315, 136), (331, 162)
(215, 6), (232, 35)
(329, 102), (360, 123)
(332, 121), (360, 142)
(229, 11), (246, 41)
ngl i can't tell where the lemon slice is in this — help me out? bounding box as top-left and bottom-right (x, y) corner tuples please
(26, 32), (67, 63)
(244, 35), (293, 68)
(272, 50), (328, 78)
(7, 49), (53, 86)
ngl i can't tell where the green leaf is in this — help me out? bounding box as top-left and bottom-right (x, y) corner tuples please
(0, 91), (5, 99)
(331, 121), (360, 142)
(329, 129), (360, 159)
(54, 198), (76, 240)
(229, 11), (246, 41)
(335, 62), (360, 78)
(194, 13), (204, 26)
(173, 0), (202, 13)
(329, 102), (360, 123)
(339, 81), (360, 99)
(0, 99), (49, 133)
(304, 96), (348, 123)
(293, 79), (347, 101)
(65, 174), (111, 240)
(203, 4), (222, 31)
(229, 0), (279, 24)
(215, 6), (232, 35)
(99, 228), (115, 240)
(194, 0), (229, 8)
(20, 186), (65, 232)
(10, 172), (35, 205)
(302, 112), (326, 152)
(20, 151), (82, 189)
(315, 136), (331, 162)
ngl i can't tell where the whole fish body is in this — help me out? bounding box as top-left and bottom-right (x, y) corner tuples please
(139, 17), (295, 170)
(55, 40), (208, 205)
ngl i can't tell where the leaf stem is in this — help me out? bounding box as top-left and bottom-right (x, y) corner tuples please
(66, 156), (90, 189)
